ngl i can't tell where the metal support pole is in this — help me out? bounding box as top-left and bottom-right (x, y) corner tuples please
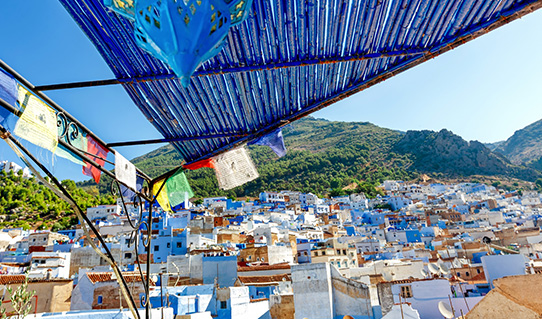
(33, 50), (427, 91)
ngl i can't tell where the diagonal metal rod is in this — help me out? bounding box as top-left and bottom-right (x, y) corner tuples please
(33, 50), (426, 91)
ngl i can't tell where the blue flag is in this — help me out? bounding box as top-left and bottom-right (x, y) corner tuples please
(120, 175), (144, 201)
(0, 69), (17, 123)
(250, 129), (287, 158)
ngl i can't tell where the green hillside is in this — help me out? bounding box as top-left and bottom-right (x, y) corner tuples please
(0, 170), (114, 230)
(494, 119), (542, 168)
(78, 117), (540, 199)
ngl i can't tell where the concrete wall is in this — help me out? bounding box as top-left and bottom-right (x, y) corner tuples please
(167, 254), (203, 282)
(292, 263), (333, 319)
(482, 255), (527, 289)
(466, 274), (542, 319)
(202, 255), (237, 287)
(33, 308), (173, 319)
(2, 279), (72, 314)
(268, 245), (294, 265)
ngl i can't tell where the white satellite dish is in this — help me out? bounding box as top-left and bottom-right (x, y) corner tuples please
(428, 263), (440, 274)
(438, 301), (455, 319)
(439, 264), (450, 275)
(420, 269), (429, 277)
(382, 271), (393, 281)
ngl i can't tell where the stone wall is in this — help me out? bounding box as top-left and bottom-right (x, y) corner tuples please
(269, 294), (295, 319)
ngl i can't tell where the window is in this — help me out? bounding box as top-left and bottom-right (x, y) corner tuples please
(124, 253), (132, 259)
(466, 272), (470, 277)
(154, 245), (159, 252)
(303, 252), (308, 256)
(40, 260), (46, 264)
(167, 243), (171, 248)
(322, 251), (326, 256)
(342, 249), (346, 255)
(177, 242), (182, 248)
(97, 295), (103, 305)
(400, 285), (413, 298)
(220, 301), (227, 309)
(477, 269), (481, 274)
(337, 249), (341, 255)
(314, 252), (318, 256)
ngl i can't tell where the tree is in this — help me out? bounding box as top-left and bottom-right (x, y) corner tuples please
(2, 274), (36, 319)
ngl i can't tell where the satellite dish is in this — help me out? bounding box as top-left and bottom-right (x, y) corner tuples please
(438, 301), (455, 319)
(420, 269), (429, 277)
(439, 264), (450, 275)
(428, 263), (440, 275)
(382, 271), (393, 281)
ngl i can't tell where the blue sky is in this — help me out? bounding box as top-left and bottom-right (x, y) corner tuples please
(1, 1), (541, 181)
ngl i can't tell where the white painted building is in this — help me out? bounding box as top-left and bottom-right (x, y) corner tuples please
(259, 192), (285, 203)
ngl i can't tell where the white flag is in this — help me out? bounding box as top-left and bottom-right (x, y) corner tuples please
(115, 151), (137, 191)
(213, 146), (259, 190)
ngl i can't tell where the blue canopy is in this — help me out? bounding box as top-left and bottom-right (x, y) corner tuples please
(60, 0), (542, 164)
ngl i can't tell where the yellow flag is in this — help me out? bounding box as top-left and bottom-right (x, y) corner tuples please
(152, 178), (171, 212)
(14, 86), (58, 152)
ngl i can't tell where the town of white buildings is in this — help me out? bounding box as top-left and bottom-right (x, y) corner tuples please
(1, 179), (542, 318)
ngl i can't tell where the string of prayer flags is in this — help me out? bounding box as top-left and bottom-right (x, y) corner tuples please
(213, 146), (259, 190)
(152, 169), (194, 212)
(115, 151), (137, 191)
(0, 69), (17, 123)
(183, 158), (215, 170)
(13, 86), (58, 152)
(83, 135), (109, 184)
(249, 129), (287, 158)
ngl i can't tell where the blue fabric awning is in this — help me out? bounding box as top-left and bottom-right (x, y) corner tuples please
(60, 0), (542, 164)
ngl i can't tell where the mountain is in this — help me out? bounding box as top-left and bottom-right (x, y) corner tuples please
(78, 117), (540, 198)
(484, 140), (505, 151)
(392, 129), (538, 181)
(494, 119), (542, 169)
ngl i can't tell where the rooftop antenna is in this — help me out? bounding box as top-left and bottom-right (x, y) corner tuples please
(438, 301), (455, 319)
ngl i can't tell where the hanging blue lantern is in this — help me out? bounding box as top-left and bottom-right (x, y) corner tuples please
(104, 0), (253, 87)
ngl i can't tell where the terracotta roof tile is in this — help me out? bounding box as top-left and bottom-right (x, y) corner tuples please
(0, 275), (25, 285)
(86, 272), (150, 284)
(238, 263), (291, 272)
(238, 274), (291, 285)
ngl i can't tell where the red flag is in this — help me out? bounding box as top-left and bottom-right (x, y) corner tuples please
(183, 158), (216, 170)
(82, 135), (108, 183)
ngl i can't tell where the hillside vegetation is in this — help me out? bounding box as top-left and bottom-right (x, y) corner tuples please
(0, 170), (114, 230)
(79, 117), (540, 199)
(494, 119), (542, 169)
